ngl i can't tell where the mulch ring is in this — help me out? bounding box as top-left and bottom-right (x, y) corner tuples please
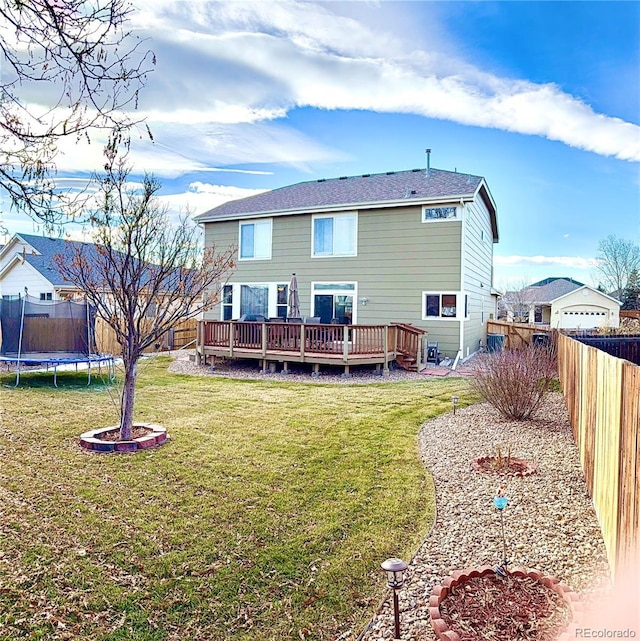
(438, 572), (572, 640)
(472, 455), (536, 477)
(94, 425), (155, 441)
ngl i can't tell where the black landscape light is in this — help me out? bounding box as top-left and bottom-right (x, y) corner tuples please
(381, 557), (408, 639)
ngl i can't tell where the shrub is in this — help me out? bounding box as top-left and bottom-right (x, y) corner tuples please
(469, 344), (557, 420)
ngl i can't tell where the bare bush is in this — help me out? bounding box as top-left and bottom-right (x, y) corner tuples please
(469, 345), (557, 420)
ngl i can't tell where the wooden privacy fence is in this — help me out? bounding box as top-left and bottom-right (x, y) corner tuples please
(557, 333), (640, 583)
(621, 310), (640, 321)
(486, 319), (550, 350)
(94, 317), (197, 355)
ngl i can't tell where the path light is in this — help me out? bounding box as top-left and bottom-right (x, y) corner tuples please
(452, 395), (459, 415)
(493, 485), (508, 576)
(381, 557), (408, 639)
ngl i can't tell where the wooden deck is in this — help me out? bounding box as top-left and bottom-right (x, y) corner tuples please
(196, 320), (425, 375)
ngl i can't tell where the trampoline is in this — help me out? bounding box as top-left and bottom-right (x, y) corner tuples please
(0, 291), (115, 386)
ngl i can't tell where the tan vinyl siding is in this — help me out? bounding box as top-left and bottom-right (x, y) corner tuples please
(203, 201), (479, 357)
(462, 197), (496, 356)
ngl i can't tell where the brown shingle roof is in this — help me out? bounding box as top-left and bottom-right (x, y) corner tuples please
(195, 168), (487, 220)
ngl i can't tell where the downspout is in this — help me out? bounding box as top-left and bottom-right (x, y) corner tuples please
(458, 198), (465, 361)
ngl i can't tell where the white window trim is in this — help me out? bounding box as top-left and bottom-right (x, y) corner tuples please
(422, 291), (466, 321)
(422, 205), (460, 224)
(238, 218), (273, 261)
(311, 281), (358, 324)
(311, 212), (358, 258)
(223, 282), (290, 319)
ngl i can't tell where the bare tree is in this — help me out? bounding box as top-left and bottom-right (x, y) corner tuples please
(1, 0), (154, 228)
(498, 279), (538, 323)
(54, 159), (235, 441)
(594, 235), (640, 294)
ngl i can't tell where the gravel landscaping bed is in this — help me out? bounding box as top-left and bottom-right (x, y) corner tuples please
(360, 393), (612, 641)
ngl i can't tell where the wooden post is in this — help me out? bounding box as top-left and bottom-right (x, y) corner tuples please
(229, 321), (234, 358)
(383, 325), (389, 376)
(196, 320), (202, 365)
(342, 325), (349, 362)
(300, 324), (305, 358)
(261, 322), (267, 357)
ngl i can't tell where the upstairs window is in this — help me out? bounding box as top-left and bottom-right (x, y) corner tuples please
(422, 206), (458, 222)
(239, 219), (272, 260)
(312, 213), (357, 257)
(39, 292), (53, 301)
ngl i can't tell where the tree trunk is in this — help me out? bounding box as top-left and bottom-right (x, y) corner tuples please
(120, 358), (138, 441)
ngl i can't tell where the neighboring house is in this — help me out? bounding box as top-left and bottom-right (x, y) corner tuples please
(194, 167), (499, 359)
(0, 233), (89, 301)
(501, 277), (620, 329)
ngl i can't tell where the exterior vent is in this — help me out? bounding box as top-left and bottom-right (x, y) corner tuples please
(385, 171), (395, 175)
(362, 174), (370, 177)
(339, 176), (348, 180)
(317, 178), (326, 182)
(411, 190), (417, 195)
(411, 168), (421, 172)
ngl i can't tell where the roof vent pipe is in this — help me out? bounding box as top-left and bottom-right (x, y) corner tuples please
(425, 148), (431, 176)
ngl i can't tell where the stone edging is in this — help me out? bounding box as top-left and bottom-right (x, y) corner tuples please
(429, 566), (583, 641)
(80, 423), (169, 452)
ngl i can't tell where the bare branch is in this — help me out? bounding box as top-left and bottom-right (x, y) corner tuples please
(1, 0), (154, 226)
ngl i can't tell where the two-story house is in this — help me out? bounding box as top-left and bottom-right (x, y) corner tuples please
(195, 166), (499, 360)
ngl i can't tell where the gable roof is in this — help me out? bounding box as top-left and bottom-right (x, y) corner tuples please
(529, 277), (585, 288)
(551, 285), (622, 307)
(522, 278), (584, 303)
(505, 278), (621, 306)
(195, 167), (498, 241)
(2, 233), (102, 287)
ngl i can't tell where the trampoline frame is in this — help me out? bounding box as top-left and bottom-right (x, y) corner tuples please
(0, 353), (115, 386)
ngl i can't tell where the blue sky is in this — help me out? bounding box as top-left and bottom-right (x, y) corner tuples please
(2, 0), (639, 289)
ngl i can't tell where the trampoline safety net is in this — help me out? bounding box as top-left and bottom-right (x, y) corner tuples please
(0, 294), (95, 357)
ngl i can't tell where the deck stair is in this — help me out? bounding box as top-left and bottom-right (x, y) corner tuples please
(391, 322), (427, 371)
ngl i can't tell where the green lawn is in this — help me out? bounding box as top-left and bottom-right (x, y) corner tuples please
(0, 358), (472, 641)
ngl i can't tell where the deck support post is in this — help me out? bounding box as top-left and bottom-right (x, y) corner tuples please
(261, 322), (267, 357)
(196, 321), (202, 365)
(282, 361), (291, 375)
(342, 325), (349, 362)
(383, 326), (390, 376)
(312, 363), (321, 377)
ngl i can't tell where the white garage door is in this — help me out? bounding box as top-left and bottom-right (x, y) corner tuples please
(560, 309), (608, 329)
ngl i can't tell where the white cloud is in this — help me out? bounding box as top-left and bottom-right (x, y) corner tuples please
(126, 0), (640, 163)
(157, 182), (267, 218)
(494, 255), (599, 270)
(12, 0), (638, 183)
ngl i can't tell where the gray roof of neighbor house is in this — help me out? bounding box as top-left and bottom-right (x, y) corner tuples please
(5, 233), (101, 287)
(516, 278), (584, 304)
(195, 167), (498, 241)
(7, 233), (190, 291)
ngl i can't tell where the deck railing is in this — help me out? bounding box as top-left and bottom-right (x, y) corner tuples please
(197, 320), (426, 368)
(200, 320), (394, 356)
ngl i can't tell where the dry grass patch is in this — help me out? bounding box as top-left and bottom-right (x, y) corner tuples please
(0, 359), (473, 641)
